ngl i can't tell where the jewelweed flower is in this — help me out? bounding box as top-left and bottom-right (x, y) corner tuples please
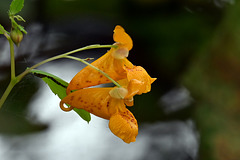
(66, 25), (133, 94)
(61, 86), (137, 143)
(60, 87), (138, 143)
(60, 25), (156, 143)
(60, 65), (156, 143)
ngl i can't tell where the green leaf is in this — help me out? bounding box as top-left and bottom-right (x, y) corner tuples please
(30, 69), (91, 123)
(73, 108), (91, 123)
(9, 0), (24, 16)
(30, 69), (68, 99)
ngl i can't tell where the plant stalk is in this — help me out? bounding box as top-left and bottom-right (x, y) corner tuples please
(65, 55), (121, 87)
(8, 38), (16, 80)
(0, 36), (17, 109)
(17, 44), (115, 80)
(0, 79), (17, 109)
(0, 44), (115, 109)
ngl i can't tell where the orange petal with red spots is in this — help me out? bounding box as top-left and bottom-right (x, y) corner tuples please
(60, 88), (113, 119)
(109, 109), (138, 143)
(66, 49), (127, 94)
(113, 25), (133, 51)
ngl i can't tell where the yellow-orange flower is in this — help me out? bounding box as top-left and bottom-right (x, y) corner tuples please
(60, 25), (156, 143)
(60, 65), (156, 143)
(67, 25), (133, 94)
(60, 87), (138, 143)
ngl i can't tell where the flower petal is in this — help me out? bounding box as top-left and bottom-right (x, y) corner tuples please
(109, 109), (138, 143)
(60, 88), (112, 119)
(125, 66), (156, 95)
(124, 97), (134, 107)
(66, 25), (134, 94)
(126, 79), (144, 98)
(66, 49), (129, 94)
(113, 25), (133, 51)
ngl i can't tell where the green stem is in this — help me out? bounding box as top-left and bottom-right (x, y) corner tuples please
(0, 79), (17, 108)
(8, 38), (16, 80)
(65, 55), (121, 87)
(0, 44), (115, 109)
(0, 36), (17, 109)
(2, 29), (16, 80)
(0, 27), (9, 38)
(1, 28), (16, 80)
(17, 44), (115, 80)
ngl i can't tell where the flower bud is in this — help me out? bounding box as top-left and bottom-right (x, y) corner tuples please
(111, 47), (129, 59)
(109, 87), (128, 99)
(10, 29), (23, 46)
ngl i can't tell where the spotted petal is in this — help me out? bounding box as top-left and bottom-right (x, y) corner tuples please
(66, 50), (132, 94)
(61, 88), (112, 119)
(109, 109), (138, 143)
(66, 25), (134, 94)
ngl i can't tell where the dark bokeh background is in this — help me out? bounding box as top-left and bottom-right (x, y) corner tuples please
(1, 0), (240, 160)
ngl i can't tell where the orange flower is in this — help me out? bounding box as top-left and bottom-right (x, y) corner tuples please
(60, 66), (156, 143)
(67, 25), (133, 94)
(60, 87), (138, 143)
(60, 25), (157, 143)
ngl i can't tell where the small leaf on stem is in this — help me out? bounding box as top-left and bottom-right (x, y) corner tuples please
(9, 0), (24, 16)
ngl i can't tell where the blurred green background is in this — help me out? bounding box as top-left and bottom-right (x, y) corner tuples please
(1, 0), (240, 160)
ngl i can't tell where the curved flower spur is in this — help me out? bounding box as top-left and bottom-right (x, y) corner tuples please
(60, 25), (156, 143)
